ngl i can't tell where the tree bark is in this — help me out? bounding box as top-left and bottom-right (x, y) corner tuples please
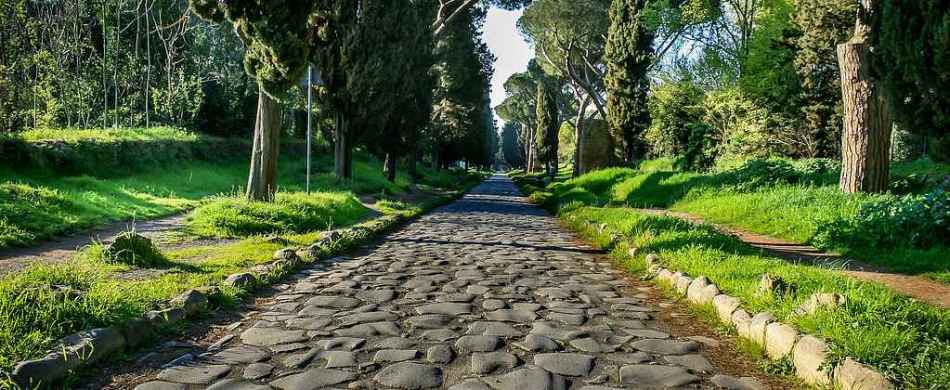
(384, 153), (397, 182)
(837, 0), (891, 193)
(573, 96), (591, 177)
(246, 92), (282, 201)
(334, 114), (353, 180)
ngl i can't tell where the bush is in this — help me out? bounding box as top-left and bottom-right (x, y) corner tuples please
(711, 158), (837, 190)
(814, 189), (950, 250)
(701, 88), (773, 163)
(645, 80), (704, 157)
(88, 231), (168, 267)
(188, 192), (370, 238)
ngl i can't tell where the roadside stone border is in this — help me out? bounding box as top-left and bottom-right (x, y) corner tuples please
(647, 253), (894, 389)
(6, 194), (461, 388)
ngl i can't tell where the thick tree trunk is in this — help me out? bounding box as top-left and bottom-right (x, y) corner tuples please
(837, 0), (891, 193)
(246, 92), (282, 201)
(384, 153), (397, 182)
(334, 115), (352, 180)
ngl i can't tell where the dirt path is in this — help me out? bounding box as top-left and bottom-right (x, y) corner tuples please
(0, 213), (190, 276)
(93, 175), (792, 389)
(635, 208), (950, 309)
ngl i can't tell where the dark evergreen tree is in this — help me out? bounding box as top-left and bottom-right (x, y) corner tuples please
(535, 80), (559, 181)
(604, 0), (653, 165)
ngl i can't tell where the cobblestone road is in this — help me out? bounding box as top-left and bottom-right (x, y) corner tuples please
(131, 175), (766, 390)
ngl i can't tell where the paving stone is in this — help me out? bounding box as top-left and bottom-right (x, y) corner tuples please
(355, 289), (397, 303)
(338, 311), (399, 326)
(407, 314), (452, 329)
(534, 353), (595, 376)
(449, 379), (492, 390)
(484, 309), (538, 323)
(512, 334), (560, 352)
(619, 328), (669, 339)
(420, 328), (460, 342)
(455, 335), (502, 354)
(317, 337), (366, 351)
(630, 339), (700, 355)
(334, 321), (401, 337)
(373, 337), (417, 350)
(471, 351), (519, 374)
(240, 327), (308, 346)
(466, 321), (523, 337)
(206, 379), (272, 390)
(134, 382), (187, 390)
(482, 299), (507, 310)
(269, 368), (357, 390)
(156, 364), (231, 385)
(373, 362), (443, 389)
(426, 344), (454, 364)
(604, 352), (651, 364)
(482, 367), (568, 390)
(242, 363), (274, 380)
(618, 364), (699, 387)
(319, 350), (359, 368)
(664, 354), (715, 373)
(415, 303), (473, 316)
(212, 345), (270, 364)
(305, 295), (363, 309)
(374, 349), (421, 363)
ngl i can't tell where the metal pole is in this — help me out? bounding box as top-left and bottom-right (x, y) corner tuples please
(306, 65), (313, 194)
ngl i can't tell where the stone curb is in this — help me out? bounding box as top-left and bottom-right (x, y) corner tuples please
(6, 192), (464, 388)
(650, 260), (894, 389)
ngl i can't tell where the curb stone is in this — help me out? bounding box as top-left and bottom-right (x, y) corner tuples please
(7, 190), (468, 388)
(644, 256), (894, 389)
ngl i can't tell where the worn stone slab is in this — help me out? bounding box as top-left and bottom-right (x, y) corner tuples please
(619, 364), (699, 387)
(373, 362), (443, 389)
(534, 353), (595, 376)
(793, 335), (831, 386)
(764, 322), (798, 359)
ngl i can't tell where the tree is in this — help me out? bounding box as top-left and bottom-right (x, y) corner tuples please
(837, 0), (891, 193)
(873, 0), (950, 139)
(535, 79), (560, 181)
(501, 121), (526, 168)
(189, 0), (331, 200)
(605, 0), (653, 165)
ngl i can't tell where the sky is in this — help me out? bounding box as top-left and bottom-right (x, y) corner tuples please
(482, 7), (533, 127)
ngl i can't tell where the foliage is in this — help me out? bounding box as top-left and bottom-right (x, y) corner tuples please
(501, 122), (526, 168)
(0, 0), (254, 135)
(873, 0), (950, 136)
(644, 80), (704, 158)
(534, 80), (560, 170)
(187, 192), (369, 238)
(605, 0), (653, 164)
(0, 127), (248, 175)
(788, 0), (855, 157)
(700, 87), (773, 164)
(814, 189), (950, 251)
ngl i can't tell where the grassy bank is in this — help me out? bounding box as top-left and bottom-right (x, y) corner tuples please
(0, 145), (451, 251)
(521, 158), (950, 282)
(512, 169), (950, 388)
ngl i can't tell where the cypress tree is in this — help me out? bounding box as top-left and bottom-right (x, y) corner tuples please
(535, 80), (559, 181)
(604, 0), (653, 165)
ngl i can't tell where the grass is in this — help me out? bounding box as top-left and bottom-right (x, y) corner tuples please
(559, 206), (950, 389)
(517, 158), (950, 282)
(187, 192), (371, 238)
(0, 150), (446, 251)
(4, 126), (206, 143)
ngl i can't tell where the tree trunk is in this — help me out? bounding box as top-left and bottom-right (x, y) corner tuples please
(334, 114), (353, 179)
(384, 153), (397, 182)
(573, 96), (591, 177)
(408, 146), (419, 180)
(246, 92), (282, 201)
(837, 0), (891, 193)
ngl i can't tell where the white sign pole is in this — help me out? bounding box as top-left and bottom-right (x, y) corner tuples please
(306, 65), (313, 195)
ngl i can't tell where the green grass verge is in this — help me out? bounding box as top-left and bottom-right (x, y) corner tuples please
(518, 159), (950, 282)
(0, 150), (444, 251)
(5, 127), (203, 143)
(187, 192), (371, 238)
(560, 206), (949, 389)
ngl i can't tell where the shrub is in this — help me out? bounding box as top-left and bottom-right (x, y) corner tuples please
(814, 189), (950, 250)
(88, 231), (168, 267)
(645, 80), (704, 157)
(701, 88), (773, 163)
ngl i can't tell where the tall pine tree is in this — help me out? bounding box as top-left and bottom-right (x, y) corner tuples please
(604, 0), (653, 165)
